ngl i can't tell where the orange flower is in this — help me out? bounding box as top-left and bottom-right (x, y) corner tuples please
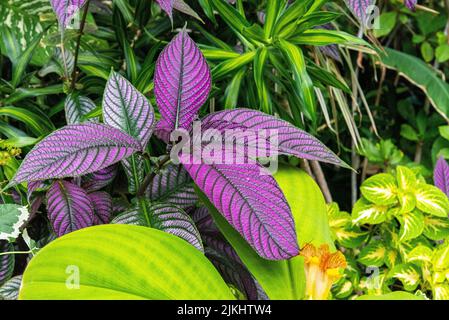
(300, 243), (347, 300)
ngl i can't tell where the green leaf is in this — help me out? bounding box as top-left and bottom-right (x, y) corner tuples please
(209, 0), (250, 38)
(11, 31), (44, 87)
(19, 225), (234, 299)
(253, 47), (271, 113)
(407, 245), (433, 264)
(397, 210), (424, 241)
(396, 166), (417, 191)
(0, 204), (29, 241)
(423, 215), (449, 240)
(263, 0), (285, 39)
(389, 264), (421, 291)
(352, 197), (388, 225)
(224, 67), (246, 109)
(357, 291), (425, 300)
(327, 203), (367, 248)
(358, 241), (386, 267)
(274, 0), (314, 37)
(433, 284), (449, 300)
(288, 29), (370, 47)
(401, 124), (419, 141)
(420, 41), (434, 62)
(432, 244), (449, 270)
(277, 39), (316, 123)
(373, 12), (397, 38)
(212, 51), (256, 80)
(436, 44), (449, 63)
(415, 184), (449, 217)
(360, 173), (398, 205)
(380, 48), (449, 122)
(439, 125), (449, 141)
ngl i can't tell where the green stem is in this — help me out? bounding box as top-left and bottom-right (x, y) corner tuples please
(70, 0), (91, 90)
(0, 250), (32, 256)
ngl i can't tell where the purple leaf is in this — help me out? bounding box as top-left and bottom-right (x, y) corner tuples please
(9, 123), (142, 186)
(0, 241), (14, 286)
(405, 0), (417, 10)
(434, 157), (449, 197)
(65, 93), (97, 125)
(0, 275), (22, 300)
(112, 201), (203, 251)
(46, 180), (94, 237)
(317, 24), (342, 63)
(50, 0), (87, 29)
(88, 191), (112, 225)
(154, 30), (211, 133)
(103, 71), (155, 193)
(345, 0), (376, 24)
(155, 0), (174, 20)
(155, 0), (203, 22)
(201, 109), (347, 168)
(146, 163), (198, 209)
(103, 71), (155, 147)
(81, 164), (118, 193)
(183, 161), (299, 260)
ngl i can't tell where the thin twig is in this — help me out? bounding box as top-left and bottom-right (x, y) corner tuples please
(70, 0), (91, 90)
(310, 160), (332, 203)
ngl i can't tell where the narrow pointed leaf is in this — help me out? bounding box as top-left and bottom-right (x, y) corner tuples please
(50, 0), (87, 28)
(187, 161), (299, 260)
(155, 0), (174, 21)
(46, 180), (94, 237)
(154, 30), (211, 132)
(201, 109), (347, 167)
(434, 157), (449, 197)
(173, 0), (204, 22)
(88, 191), (112, 225)
(113, 202), (203, 251)
(65, 93), (97, 125)
(9, 123), (142, 186)
(146, 164), (198, 209)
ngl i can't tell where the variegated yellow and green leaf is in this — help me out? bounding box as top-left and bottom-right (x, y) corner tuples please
(423, 215), (449, 241)
(415, 184), (449, 217)
(384, 249), (400, 268)
(389, 263), (421, 292)
(397, 210), (425, 242)
(433, 284), (449, 300)
(397, 190), (416, 214)
(396, 166), (417, 191)
(360, 173), (398, 206)
(358, 241), (387, 267)
(407, 245), (433, 265)
(352, 197), (388, 225)
(332, 279), (353, 299)
(432, 244), (449, 271)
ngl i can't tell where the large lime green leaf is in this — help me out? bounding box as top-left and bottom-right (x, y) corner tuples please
(19, 225), (234, 300)
(357, 291), (425, 300)
(380, 48), (449, 121)
(198, 165), (334, 300)
(407, 245), (433, 264)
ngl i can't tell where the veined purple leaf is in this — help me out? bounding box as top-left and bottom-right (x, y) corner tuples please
(112, 201), (203, 251)
(405, 0), (417, 10)
(27, 181), (47, 202)
(103, 71), (155, 147)
(201, 109), (348, 168)
(184, 161), (299, 260)
(65, 93), (97, 125)
(434, 157), (449, 197)
(345, 0), (376, 24)
(46, 180), (94, 237)
(81, 164), (118, 193)
(103, 71), (154, 193)
(50, 0), (87, 29)
(192, 207), (258, 299)
(0, 241), (14, 286)
(0, 275), (22, 300)
(154, 30), (211, 133)
(112, 198), (129, 215)
(146, 163), (198, 209)
(156, 0), (203, 22)
(88, 191), (112, 225)
(154, 119), (173, 143)
(317, 24), (342, 63)
(9, 123), (142, 186)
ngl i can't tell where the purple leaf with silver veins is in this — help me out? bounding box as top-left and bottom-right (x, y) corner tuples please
(0, 241), (14, 286)
(50, 0), (87, 28)
(88, 191), (113, 225)
(154, 30), (211, 133)
(65, 93), (97, 125)
(155, 0), (203, 22)
(345, 0), (376, 24)
(201, 109), (348, 168)
(81, 164), (118, 193)
(146, 163), (198, 209)
(183, 161), (299, 260)
(8, 123), (142, 186)
(46, 180), (94, 237)
(113, 201), (203, 251)
(434, 157), (449, 197)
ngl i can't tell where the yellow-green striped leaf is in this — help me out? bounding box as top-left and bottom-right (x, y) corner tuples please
(361, 173), (398, 205)
(415, 184), (449, 217)
(352, 197), (388, 225)
(398, 210), (424, 241)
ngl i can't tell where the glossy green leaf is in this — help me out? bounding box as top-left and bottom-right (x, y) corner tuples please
(398, 210), (424, 241)
(358, 241), (386, 267)
(352, 197), (388, 225)
(360, 173), (398, 205)
(19, 225), (234, 300)
(415, 184), (449, 217)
